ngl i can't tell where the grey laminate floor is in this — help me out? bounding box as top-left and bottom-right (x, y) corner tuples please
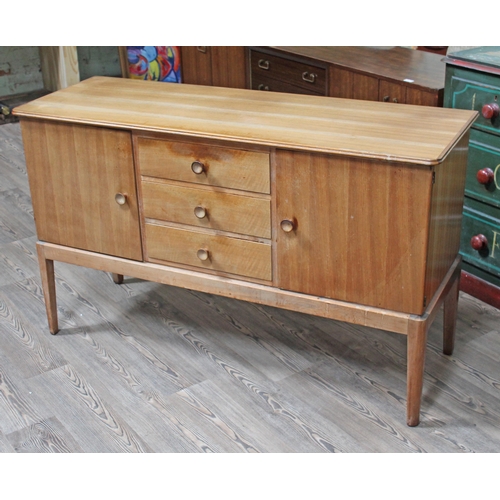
(1, 121), (500, 453)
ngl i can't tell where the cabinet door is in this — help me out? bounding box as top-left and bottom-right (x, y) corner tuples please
(21, 119), (142, 261)
(379, 80), (406, 104)
(275, 150), (433, 314)
(180, 46), (213, 85)
(329, 67), (379, 101)
(180, 46), (247, 88)
(211, 46), (247, 88)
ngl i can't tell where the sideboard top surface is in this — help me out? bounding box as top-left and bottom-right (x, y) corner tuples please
(14, 76), (477, 165)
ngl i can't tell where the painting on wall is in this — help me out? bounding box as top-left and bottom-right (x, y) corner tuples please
(125, 46), (181, 83)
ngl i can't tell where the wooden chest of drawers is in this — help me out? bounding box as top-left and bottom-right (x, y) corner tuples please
(14, 77), (476, 426)
(444, 47), (500, 308)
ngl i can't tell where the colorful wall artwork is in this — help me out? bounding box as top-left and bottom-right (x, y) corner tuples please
(126, 46), (182, 83)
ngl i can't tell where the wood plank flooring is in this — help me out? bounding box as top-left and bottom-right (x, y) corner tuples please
(1, 121), (500, 452)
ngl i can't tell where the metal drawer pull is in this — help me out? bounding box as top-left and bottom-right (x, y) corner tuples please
(191, 161), (205, 175)
(196, 46), (207, 53)
(194, 206), (207, 219)
(302, 72), (317, 83)
(197, 248), (210, 261)
(258, 59), (270, 70)
(258, 84), (270, 91)
(115, 192), (127, 205)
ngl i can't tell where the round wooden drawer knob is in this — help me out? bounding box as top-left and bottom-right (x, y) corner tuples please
(197, 248), (210, 261)
(115, 192), (127, 205)
(194, 206), (207, 219)
(481, 102), (499, 120)
(280, 219), (295, 233)
(471, 234), (488, 251)
(476, 168), (495, 185)
(191, 161), (205, 175)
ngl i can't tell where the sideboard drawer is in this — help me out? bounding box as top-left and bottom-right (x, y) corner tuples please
(461, 198), (500, 282)
(145, 223), (272, 281)
(466, 129), (500, 208)
(250, 49), (327, 95)
(137, 137), (270, 194)
(142, 179), (271, 238)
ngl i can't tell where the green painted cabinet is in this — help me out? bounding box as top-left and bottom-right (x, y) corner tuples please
(444, 47), (500, 307)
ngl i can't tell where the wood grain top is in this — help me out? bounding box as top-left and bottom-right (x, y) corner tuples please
(14, 76), (477, 165)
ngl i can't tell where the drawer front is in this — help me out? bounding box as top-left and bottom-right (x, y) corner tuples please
(142, 179), (271, 238)
(137, 138), (270, 194)
(250, 49), (326, 95)
(460, 198), (500, 280)
(447, 69), (499, 134)
(466, 129), (500, 208)
(145, 223), (272, 281)
(251, 75), (324, 96)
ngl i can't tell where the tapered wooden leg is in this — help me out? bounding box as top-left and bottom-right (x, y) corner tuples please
(406, 321), (428, 427)
(36, 243), (59, 334)
(443, 273), (460, 356)
(111, 273), (124, 284)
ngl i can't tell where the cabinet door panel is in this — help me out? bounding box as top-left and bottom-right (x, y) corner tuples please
(211, 46), (247, 88)
(275, 150), (432, 314)
(180, 46), (213, 85)
(329, 66), (379, 101)
(21, 119), (142, 260)
(379, 80), (406, 104)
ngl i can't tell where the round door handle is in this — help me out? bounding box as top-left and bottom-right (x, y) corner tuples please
(476, 168), (495, 185)
(481, 102), (499, 120)
(197, 248), (210, 261)
(115, 192), (127, 205)
(471, 234), (488, 251)
(194, 206), (207, 219)
(280, 219), (295, 233)
(191, 161), (205, 175)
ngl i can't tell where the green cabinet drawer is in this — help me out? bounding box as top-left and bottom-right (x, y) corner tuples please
(460, 198), (500, 281)
(446, 67), (499, 135)
(466, 129), (500, 208)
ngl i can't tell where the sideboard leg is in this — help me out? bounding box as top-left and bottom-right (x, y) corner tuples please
(406, 321), (428, 426)
(443, 272), (459, 356)
(111, 273), (124, 284)
(36, 243), (59, 335)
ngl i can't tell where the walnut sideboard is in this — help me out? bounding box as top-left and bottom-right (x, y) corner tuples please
(14, 76), (477, 426)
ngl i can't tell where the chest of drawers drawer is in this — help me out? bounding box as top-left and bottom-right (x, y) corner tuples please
(466, 129), (500, 207)
(446, 67), (500, 134)
(461, 198), (500, 285)
(250, 49), (327, 96)
(141, 179), (271, 239)
(137, 137), (270, 194)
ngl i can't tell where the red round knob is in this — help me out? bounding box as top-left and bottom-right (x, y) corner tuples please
(476, 168), (495, 185)
(481, 102), (499, 120)
(471, 234), (488, 251)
